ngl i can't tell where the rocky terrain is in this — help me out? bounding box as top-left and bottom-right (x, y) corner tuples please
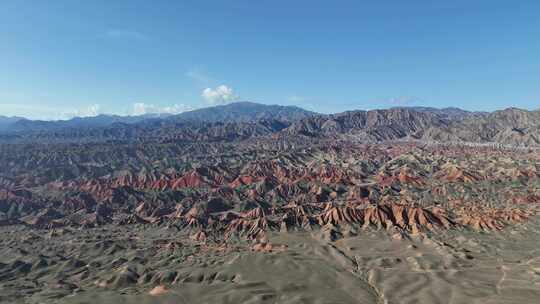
(1, 103), (538, 148)
(1, 102), (539, 303)
(283, 107), (540, 147)
(0, 102), (315, 135)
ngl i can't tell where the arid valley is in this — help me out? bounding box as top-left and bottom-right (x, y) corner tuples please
(1, 103), (539, 303)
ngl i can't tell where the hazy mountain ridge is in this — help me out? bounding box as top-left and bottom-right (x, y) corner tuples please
(391, 106), (488, 121)
(0, 115), (24, 131)
(423, 107), (540, 146)
(1, 103), (538, 146)
(168, 101), (316, 123)
(3, 114), (166, 133)
(283, 107), (539, 146)
(0, 102), (315, 134)
(282, 108), (450, 141)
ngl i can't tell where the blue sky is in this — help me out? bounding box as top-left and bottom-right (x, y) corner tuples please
(1, 1), (539, 119)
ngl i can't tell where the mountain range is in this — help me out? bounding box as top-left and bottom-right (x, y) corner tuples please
(284, 107), (540, 146)
(0, 102), (538, 146)
(1, 102), (539, 303)
(0, 102), (314, 133)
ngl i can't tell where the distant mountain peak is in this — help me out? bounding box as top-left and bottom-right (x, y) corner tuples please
(167, 101), (317, 123)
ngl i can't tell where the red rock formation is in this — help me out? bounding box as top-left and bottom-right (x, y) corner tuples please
(170, 170), (204, 189)
(280, 203), (318, 230)
(229, 175), (258, 188)
(397, 170), (425, 187)
(242, 207), (266, 219)
(226, 216), (276, 239)
(359, 204), (453, 233)
(455, 207), (515, 231)
(437, 164), (483, 183)
(190, 230), (207, 242)
(135, 202), (151, 216)
(182, 206), (206, 228)
(512, 194), (540, 205)
(360, 205), (394, 229)
(376, 169), (425, 188)
(458, 213), (504, 231)
(389, 205), (452, 234)
(318, 203), (362, 226)
(494, 208), (533, 223)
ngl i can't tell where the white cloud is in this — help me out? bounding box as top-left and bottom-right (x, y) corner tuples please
(105, 29), (149, 41)
(51, 104), (101, 119)
(0, 102), (195, 120)
(201, 85), (239, 105)
(132, 103), (193, 116)
(78, 104), (100, 117)
(0, 103), (101, 120)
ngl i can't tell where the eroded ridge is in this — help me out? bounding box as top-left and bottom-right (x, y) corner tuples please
(1, 141), (539, 303)
(1, 141), (538, 243)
